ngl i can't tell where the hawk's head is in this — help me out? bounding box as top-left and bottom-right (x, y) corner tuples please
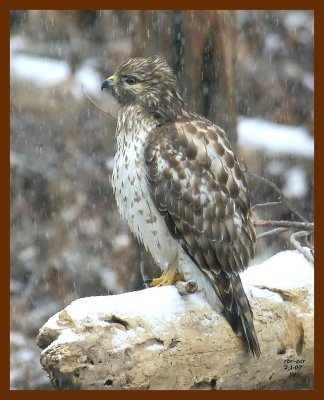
(101, 56), (184, 123)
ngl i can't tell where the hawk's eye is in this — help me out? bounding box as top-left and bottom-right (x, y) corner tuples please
(125, 76), (137, 85)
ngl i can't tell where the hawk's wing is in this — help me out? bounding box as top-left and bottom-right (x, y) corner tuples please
(144, 119), (256, 276)
(144, 118), (260, 357)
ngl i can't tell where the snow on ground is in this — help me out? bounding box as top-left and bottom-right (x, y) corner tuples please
(10, 51), (102, 98)
(10, 35), (28, 53)
(41, 250), (313, 353)
(283, 166), (308, 198)
(265, 162), (309, 199)
(10, 54), (70, 87)
(237, 117), (314, 158)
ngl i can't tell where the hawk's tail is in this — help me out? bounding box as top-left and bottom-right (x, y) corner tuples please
(213, 273), (261, 358)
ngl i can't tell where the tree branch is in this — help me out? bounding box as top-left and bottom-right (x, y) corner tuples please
(290, 231), (314, 264)
(245, 171), (309, 223)
(82, 85), (117, 120)
(254, 220), (314, 231)
(251, 201), (283, 212)
(256, 227), (289, 240)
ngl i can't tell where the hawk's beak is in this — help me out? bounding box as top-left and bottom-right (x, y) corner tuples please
(101, 75), (116, 91)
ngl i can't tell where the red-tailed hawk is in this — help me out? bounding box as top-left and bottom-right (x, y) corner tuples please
(101, 55), (260, 357)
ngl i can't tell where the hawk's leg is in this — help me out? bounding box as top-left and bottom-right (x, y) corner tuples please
(150, 260), (184, 287)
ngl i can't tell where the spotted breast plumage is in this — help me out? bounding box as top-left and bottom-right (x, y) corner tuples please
(101, 55), (260, 357)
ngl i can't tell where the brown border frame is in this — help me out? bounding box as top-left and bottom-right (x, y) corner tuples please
(4, 1), (320, 398)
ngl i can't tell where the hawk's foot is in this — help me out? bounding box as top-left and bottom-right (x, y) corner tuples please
(151, 272), (184, 287)
(150, 261), (184, 287)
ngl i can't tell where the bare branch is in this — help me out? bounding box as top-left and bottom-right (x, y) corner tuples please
(290, 231), (314, 264)
(251, 201), (283, 212)
(82, 85), (117, 120)
(245, 171), (309, 223)
(254, 220), (314, 231)
(256, 227), (289, 240)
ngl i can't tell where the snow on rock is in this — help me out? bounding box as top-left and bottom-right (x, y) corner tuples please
(56, 250), (313, 337)
(243, 250), (313, 291)
(43, 330), (83, 353)
(38, 250), (313, 355)
(37, 284), (214, 355)
(66, 286), (186, 323)
(237, 117), (314, 158)
(242, 250), (313, 310)
(37, 249), (314, 390)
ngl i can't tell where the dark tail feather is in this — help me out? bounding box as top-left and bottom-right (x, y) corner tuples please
(213, 273), (261, 357)
(231, 276), (261, 358)
(238, 302), (261, 358)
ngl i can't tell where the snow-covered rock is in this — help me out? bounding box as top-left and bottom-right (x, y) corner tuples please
(37, 251), (314, 390)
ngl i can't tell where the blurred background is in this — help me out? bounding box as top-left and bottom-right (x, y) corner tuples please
(10, 10), (314, 389)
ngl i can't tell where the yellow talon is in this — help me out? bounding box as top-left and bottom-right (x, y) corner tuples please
(150, 261), (184, 287)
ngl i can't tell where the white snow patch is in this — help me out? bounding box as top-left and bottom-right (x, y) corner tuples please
(146, 343), (165, 351)
(73, 64), (102, 98)
(10, 331), (27, 347)
(41, 311), (61, 331)
(113, 234), (131, 250)
(43, 329), (83, 353)
(243, 251), (314, 309)
(264, 33), (283, 54)
(111, 329), (138, 351)
(13, 348), (35, 362)
(10, 150), (28, 169)
(66, 286), (186, 328)
(186, 291), (213, 310)
(243, 250), (313, 291)
(18, 245), (37, 261)
(60, 286), (211, 352)
(10, 35), (28, 53)
(201, 313), (220, 326)
(283, 167), (308, 198)
(266, 160), (285, 176)
(303, 73), (314, 92)
(10, 54), (70, 86)
(98, 268), (121, 293)
(10, 53), (102, 98)
(247, 287), (283, 303)
(284, 11), (313, 31)
(237, 117), (314, 158)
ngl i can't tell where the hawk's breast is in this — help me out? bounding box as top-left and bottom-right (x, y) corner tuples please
(111, 106), (178, 270)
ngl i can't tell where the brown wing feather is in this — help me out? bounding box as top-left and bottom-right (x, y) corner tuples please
(145, 120), (255, 274)
(144, 119), (260, 357)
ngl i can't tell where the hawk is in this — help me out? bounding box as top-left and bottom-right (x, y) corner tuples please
(101, 55), (260, 357)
